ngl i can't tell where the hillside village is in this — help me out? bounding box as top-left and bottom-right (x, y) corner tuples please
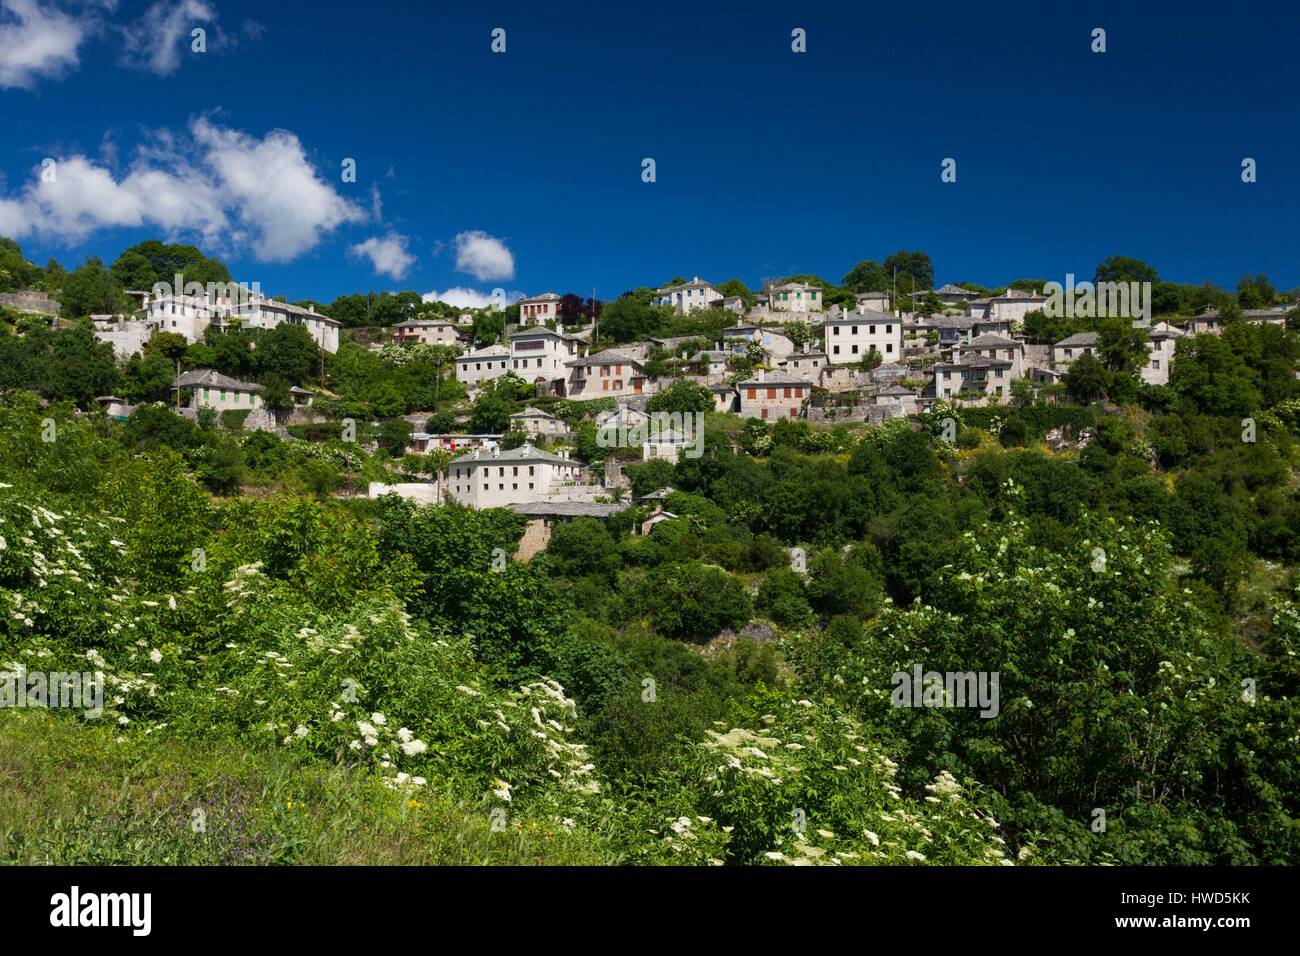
(2, 238), (1298, 553)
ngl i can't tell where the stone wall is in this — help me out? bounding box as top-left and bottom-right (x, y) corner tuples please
(368, 481), (442, 504)
(93, 321), (154, 358)
(806, 404), (904, 425)
(513, 518), (552, 561)
(0, 292), (59, 315)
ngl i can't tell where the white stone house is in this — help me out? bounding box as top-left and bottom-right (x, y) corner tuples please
(642, 430), (695, 464)
(766, 282), (824, 313)
(518, 292), (562, 326)
(855, 291), (892, 313)
(653, 277), (723, 313)
(566, 350), (649, 398)
(721, 323), (796, 362)
(510, 329), (583, 393)
(595, 404), (650, 433)
(455, 343), (511, 386)
(782, 350), (828, 374)
(144, 289), (340, 352)
(823, 308), (902, 366)
(737, 369), (813, 420)
(966, 288), (1048, 326)
(393, 319), (460, 346)
(445, 444), (583, 509)
(1141, 323), (1184, 386)
(957, 334), (1024, 379)
(510, 406), (570, 439)
(932, 358), (1014, 403)
(1052, 332), (1098, 366)
(173, 369), (263, 412)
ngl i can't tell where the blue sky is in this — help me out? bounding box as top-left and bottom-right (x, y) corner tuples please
(2, 0), (1298, 306)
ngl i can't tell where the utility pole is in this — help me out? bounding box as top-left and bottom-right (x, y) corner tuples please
(592, 286), (598, 345)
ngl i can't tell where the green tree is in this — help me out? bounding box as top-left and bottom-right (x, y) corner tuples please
(60, 257), (124, 318)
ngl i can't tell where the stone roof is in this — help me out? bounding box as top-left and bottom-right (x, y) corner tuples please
(259, 298), (339, 324)
(453, 443), (575, 467)
(511, 406), (558, 419)
(934, 358), (1014, 371)
(517, 292), (561, 304)
(567, 350), (643, 368)
(506, 501), (623, 519)
(1054, 332), (1099, 347)
(737, 371), (814, 388)
(823, 308), (894, 326)
(962, 334), (1021, 348)
(655, 277), (716, 294)
(459, 343), (509, 359)
(173, 368), (259, 390)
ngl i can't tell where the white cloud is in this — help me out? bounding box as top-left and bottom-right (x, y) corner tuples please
(189, 117), (365, 260)
(0, 118), (364, 261)
(350, 232), (415, 280)
(0, 0), (92, 89)
(453, 230), (514, 282)
(422, 287), (521, 310)
(120, 0), (216, 76)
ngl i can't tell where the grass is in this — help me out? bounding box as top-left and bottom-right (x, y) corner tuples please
(0, 711), (615, 865)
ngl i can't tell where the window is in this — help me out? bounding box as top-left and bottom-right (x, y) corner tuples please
(746, 388), (756, 399)
(1152, 359), (1160, 369)
(789, 408), (798, 418)
(852, 345), (859, 354)
(869, 325), (876, 334)
(886, 344), (894, 353)
(833, 345), (840, 355)
(761, 408), (769, 419)
(783, 387), (791, 398)
(766, 388), (776, 399)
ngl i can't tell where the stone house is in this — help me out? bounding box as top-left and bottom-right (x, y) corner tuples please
(737, 369), (813, 420)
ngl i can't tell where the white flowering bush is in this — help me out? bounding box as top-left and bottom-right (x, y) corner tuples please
(619, 694), (1017, 866)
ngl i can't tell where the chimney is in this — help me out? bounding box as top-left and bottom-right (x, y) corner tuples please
(492, 445), (500, 458)
(308, 305), (315, 314)
(758, 369), (765, 383)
